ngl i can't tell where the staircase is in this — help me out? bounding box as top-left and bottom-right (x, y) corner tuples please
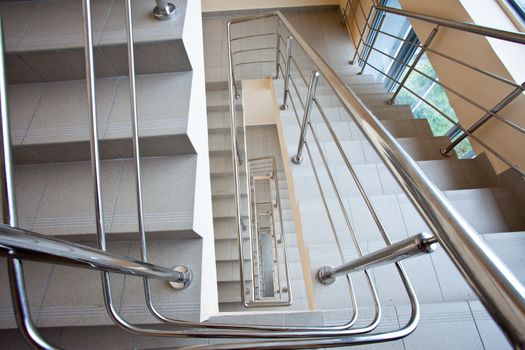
(205, 83), (308, 311)
(272, 64), (524, 348)
(0, 2), (523, 350)
(0, 0), (211, 332)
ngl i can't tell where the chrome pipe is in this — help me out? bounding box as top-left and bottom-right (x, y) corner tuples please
(82, 0), (106, 252)
(0, 226), (189, 281)
(8, 256), (60, 350)
(280, 36), (293, 110)
(227, 20), (249, 307)
(341, 0), (351, 25)
(280, 36), (293, 111)
(153, 0), (176, 21)
(441, 82), (525, 156)
(0, 15), (17, 228)
(358, 14), (385, 75)
(318, 233), (438, 284)
(274, 21), (281, 79)
(292, 71), (320, 165)
(359, 46), (525, 176)
(272, 11), (525, 345)
(388, 27), (439, 105)
(350, 5), (374, 65)
(375, 4), (525, 44)
(2, 17), (54, 350)
(367, 25), (523, 89)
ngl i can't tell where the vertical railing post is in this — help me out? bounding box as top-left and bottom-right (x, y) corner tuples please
(341, 0), (351, 26)
(387, 27), (439, 105)
(274, 21), (281, 80)
(0, 21), (16, 228)
(292, 71), (320, 165)
(153, 0), (176, 21)
(125, 0), (192, 290)
(280, 36), (293, 110)
(358, 13), (385, 75)
(440, 82), (525, 156)
(349, 5), (375, 65)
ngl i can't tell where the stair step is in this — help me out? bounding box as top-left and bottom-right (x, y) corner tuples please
(3, 0), (190, 83)
(216, 261), (303, 283)
(282, 118), (433, 143)
(291, 158), (499, 201)
(297, 188), (525, 250)
(9, 73), (194, 164)
(0, 238), (202, 329)
(283, 136), (453, 169)
(15, 155), (198, 241)
(218, 278), (306, 304)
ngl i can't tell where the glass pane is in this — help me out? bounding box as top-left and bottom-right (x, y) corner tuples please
(394, 53), (474, 158)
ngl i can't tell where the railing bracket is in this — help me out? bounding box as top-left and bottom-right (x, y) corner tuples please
(168, 265), (193, 290)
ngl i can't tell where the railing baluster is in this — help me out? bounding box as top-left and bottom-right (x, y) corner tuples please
(358, 14), (385, 75)
(280, 36), (293, 110)
(292, 71), (320, 165)
(350, 5), (375, 65)
(0, 17), (17, 228)
(1, 14), (57, 350)
(274, 21), (281, 79)
(387, 27), (439, 105)
(441, 82), (525, 156)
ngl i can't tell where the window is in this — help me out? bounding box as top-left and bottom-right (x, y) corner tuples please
(507, 0), (525, 21)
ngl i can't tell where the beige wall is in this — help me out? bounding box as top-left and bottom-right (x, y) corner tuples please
(343, 0), (525, 174)
(202, 0), (339, 12)
(242, 79), (277, 126)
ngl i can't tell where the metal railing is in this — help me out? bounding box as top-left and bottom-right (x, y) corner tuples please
(0, 2), (524, 349)
(342, 0), (525, 176)
(153, 0), (176, 20)
(228, 5), (525, 348)
(247, 156), (292, 306)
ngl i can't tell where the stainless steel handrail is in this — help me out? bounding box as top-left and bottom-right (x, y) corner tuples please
(0, 226), (189, 282)
(1, 3), (523, 349)
(0, 4), (416, 349)
(277, 5), (525, 346)
(351, 3), (525, 172)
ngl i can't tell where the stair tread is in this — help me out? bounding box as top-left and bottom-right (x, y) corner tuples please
(15, 155), (198, 240)
(10, 72), (194, 164)
(3, 0), (190, 83)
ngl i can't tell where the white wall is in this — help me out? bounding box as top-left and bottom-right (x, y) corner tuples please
(183, 0), (219, 319)
(202, 0), (339, 12)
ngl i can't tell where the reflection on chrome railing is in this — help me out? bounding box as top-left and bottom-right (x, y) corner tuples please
(0, 2), (524, 348)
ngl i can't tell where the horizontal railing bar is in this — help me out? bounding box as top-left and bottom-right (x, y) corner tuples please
(234, 59), (276, 67)
(375, 4), (525, 44)
(366, 26), (523, 89)
(361, 42), (525, 134)
(232, 47), (277, 55)
(359, 56), (525, 176)
(231, 32), (278, 41)
(0, 225), (187, 282)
